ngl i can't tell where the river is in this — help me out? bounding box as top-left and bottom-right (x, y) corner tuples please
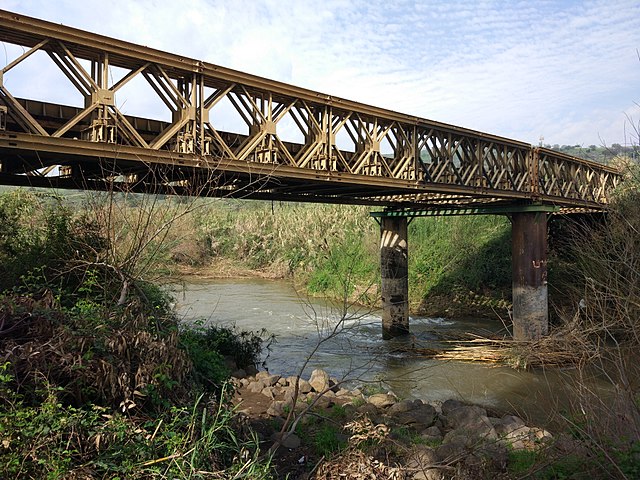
(171, 277), (581, 426)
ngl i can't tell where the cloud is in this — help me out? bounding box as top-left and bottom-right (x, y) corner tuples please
(2, 0), (639, 146)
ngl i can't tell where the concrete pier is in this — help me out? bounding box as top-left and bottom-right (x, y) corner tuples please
(511, 212), (548, 341)
(380, 216), (409, 339)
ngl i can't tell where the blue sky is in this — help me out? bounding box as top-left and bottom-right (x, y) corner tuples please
(3, 0), (640, 147)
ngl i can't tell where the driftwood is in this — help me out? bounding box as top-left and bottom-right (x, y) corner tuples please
(394, 332), (588, 369)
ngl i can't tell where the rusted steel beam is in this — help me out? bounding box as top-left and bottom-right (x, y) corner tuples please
(0, 9), (622, 210)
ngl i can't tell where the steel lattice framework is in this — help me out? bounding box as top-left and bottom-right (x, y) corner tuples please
(0, 10), (622, 211)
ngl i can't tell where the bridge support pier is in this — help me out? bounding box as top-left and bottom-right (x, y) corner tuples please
(511, 212), (548, 341)
(380, 216), (409, 339)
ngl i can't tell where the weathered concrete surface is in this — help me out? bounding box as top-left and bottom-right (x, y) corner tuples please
(512, 212), (548, 340)
(380, 216), (409, 339)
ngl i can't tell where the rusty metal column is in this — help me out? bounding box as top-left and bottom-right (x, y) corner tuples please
(512, 212), (548, 341)
(380, 216), (409, 339)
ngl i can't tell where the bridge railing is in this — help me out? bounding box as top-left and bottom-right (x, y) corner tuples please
(0, 9), (622, 208)
(416, 126), (533, 195)
(534, 148), (621, 204)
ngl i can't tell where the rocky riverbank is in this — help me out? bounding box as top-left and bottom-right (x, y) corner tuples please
(231, 369), (577, 479)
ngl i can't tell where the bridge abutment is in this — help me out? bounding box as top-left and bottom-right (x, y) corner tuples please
(380, 216), (410, 339)
(511, 212), (548, 341)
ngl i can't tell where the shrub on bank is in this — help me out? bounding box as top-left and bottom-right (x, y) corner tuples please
(0, 189), (273, 478)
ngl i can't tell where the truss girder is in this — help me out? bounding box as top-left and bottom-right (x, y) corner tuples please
(0, 9), (622, 209)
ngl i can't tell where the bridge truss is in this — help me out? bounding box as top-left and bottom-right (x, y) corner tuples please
(0, 10), (621, 211)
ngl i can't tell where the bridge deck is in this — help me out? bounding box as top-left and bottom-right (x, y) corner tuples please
(0, 9), (621, 211)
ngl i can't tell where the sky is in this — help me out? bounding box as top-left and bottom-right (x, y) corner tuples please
(2, 0), (640, 147)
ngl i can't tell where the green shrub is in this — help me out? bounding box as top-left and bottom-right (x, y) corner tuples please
(313, 424), (348, 456)
(507, 449), (539, 475)
(180, 323), (272, 391)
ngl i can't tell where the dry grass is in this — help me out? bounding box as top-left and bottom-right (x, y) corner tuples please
(396, 329), (588, 369)
(314, 449), (406, 480)
(1, 291), (191, 409)
(313, 417), (406, 480)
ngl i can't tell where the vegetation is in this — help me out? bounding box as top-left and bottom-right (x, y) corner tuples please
(0, 189), (273, 478)
(193, 201), (512, 315)
(545, 142), (638, 165)
(549, 165), (640, 478)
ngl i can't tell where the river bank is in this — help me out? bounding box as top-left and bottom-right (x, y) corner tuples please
(231, 367), (578, 480)
(164, 200), (515, 318)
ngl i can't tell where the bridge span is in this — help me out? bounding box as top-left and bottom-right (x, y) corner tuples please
(0, 10), (623, 340)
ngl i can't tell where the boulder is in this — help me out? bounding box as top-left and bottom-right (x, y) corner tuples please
(533, 428), (553, 443)
(444, 405), (487, 429)
(420, 426), (443, 443)
(285, 378), (313, 394)
(271, 432), (301, 449)
(388, 399), (421, 415)
(443, 407), (497, 445)
(309, 369), (330, 393)
(262, 374), (281, 387)
(494, 415), (526, 436)
(405, 445), (440, 480)
(247, 379), (266, 393)
(395, 404), (437, 428)
(436, 441), (467, 463)
(476, 443), (509, 471)
(443, 430), (477, 449)
(448, 420), (497, 444)
(412, 469), (443, 480)
(261, 386), (278, 399)
(316, 396), (335, 409)
(267, 400), (286, 417)
(357, 403), (379, 416)
(329, 377), (340, 392)
(230, 368), (247, 379)
(504, 426), (531, 443)
(298, 379), (313, 394)
(368, 393), (397, 409)
(441, 399), (465, 415)
(488, 416), (502, 427)
(282, 388), (296, 406)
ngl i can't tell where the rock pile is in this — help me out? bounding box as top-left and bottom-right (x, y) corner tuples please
(234, 368), (554, 479)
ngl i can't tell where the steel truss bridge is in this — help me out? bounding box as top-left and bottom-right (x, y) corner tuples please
(0, 9), (622, 212)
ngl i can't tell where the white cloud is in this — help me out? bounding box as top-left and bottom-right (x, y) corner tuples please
(2, 0), (639, 146)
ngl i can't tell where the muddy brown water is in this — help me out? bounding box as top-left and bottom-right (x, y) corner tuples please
(171, 277), (596, 426)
